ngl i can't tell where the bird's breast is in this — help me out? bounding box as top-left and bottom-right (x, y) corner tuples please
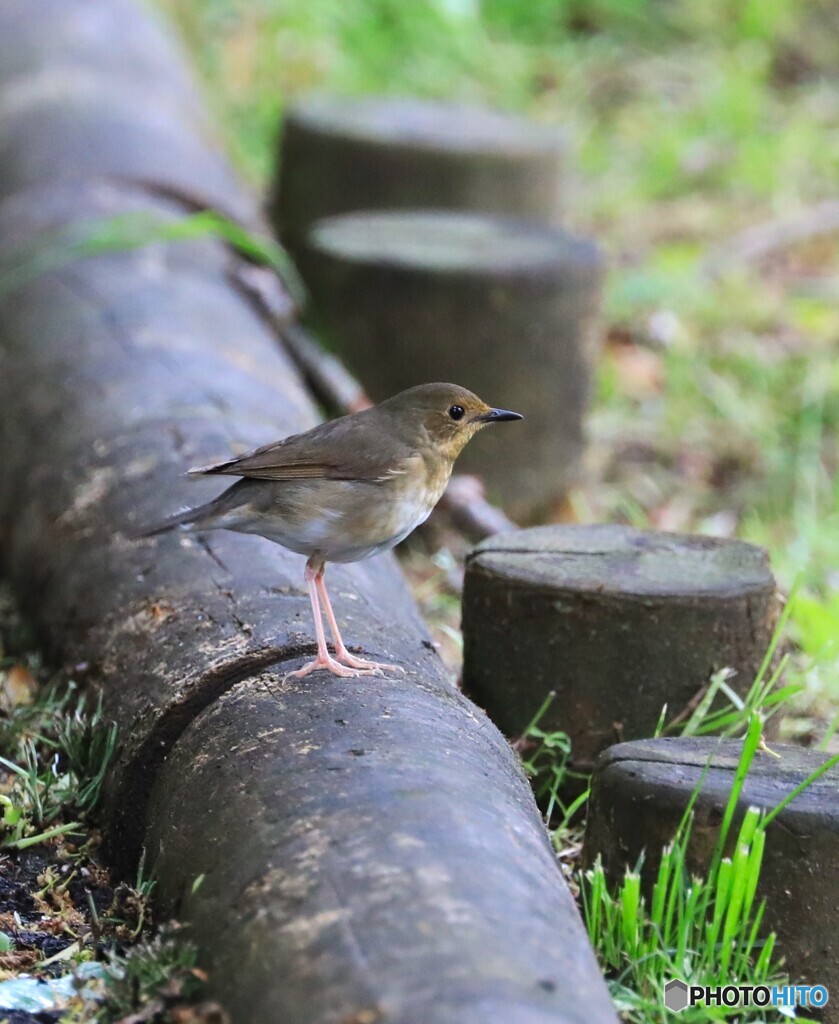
(325, 456), (451, 561)
(229, 459), (452, 564)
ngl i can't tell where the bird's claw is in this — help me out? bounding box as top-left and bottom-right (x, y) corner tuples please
(282, 650), (404, 682)
(282, 654), (380, 682)
(336, 650), (405, 675)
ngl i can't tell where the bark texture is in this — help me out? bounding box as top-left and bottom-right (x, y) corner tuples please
(0, 0), (254, 223)
(463, 525), (778, 768)
(0, 3), (617, 1022)
(147, 673), (612, 1024)
(585, 738), (839, 1021)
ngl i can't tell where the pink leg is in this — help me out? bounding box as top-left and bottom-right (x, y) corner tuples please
(284, 563), (381, 681)
(316, 568), (404, 676)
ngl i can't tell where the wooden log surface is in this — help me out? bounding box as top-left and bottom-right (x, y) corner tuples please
(271, 95), (566, 252)
(148, 673), (607, 1024)
(584, 738), (839, 1020)
(0, 0), (253, 223)
(303, 210), (603, 518)
(0, 178), (431, 862)
(463, 525), (779, 768)
(0, 2), (619, 1021)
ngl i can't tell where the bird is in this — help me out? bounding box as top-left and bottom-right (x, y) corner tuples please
(138, 383), (522, 680)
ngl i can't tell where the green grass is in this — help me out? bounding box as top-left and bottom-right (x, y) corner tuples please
(92, 928), (206, 1024)
(517, 604), (839, 1022)
(582, 731), (783, 1023)
(522, 694), (837, 1022)
(0, 208), (304, 308)
(583, 716), (839, 1023)
(0, 609), (215, 1022)
(0, 683), (117, 849)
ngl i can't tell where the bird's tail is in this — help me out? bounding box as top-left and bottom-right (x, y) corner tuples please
(130, 480), (249, 540)
(130, 504), (204, 540)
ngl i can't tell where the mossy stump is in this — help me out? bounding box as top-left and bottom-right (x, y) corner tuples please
(584, 737), (839, 1020)
(462, 525), (779, 769)
(302, 210), (602, 518)
(271, 95), (566, 252)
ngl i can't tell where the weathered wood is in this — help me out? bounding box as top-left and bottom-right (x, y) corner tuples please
(303, 210), (602, 518)
(146, 673), (617, 1024)
(0, 0), (198, 102)
(584, 738), (839, 1019)
(271, 95), (566, 252)
(0, 177), (430, 862)
(462, 525), (779, 768)
(0, 3), (619, 1021)
(0, 0), (253, 223)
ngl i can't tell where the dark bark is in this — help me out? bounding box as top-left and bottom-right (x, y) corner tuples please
(0, 3), (618, 1021)
(147, 673), (613, 1024)
(584, 737), (839, 1020)
(302, 210), (603, 519)
(0, 0), (254, 224)
(462, 525), (779, 769)
(271, 95), (566, 252)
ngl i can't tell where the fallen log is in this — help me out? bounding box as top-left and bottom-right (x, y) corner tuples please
(0, 0), (253, 223)
(0, 2), (618, 1021)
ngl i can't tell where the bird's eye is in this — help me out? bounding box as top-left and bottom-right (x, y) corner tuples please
(448, 405), (465, 421)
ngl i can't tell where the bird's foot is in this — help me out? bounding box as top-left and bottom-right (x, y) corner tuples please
(282, 653), (382, 682)
(335, 648), (406, 675)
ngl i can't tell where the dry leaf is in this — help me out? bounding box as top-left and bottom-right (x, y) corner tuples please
(3, 664), (37, 707)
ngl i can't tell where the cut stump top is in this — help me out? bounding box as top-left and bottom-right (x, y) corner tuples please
(287, 95), (566, 155)
(596, 737), (839, 820)
(308, 210), (599, 276)
(469, 524), (774, 600)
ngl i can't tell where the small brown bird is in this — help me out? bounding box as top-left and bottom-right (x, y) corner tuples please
(141, 383), (522, 679)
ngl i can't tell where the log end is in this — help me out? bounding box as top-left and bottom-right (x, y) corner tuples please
(468, 523), (775, 600)
(307, 209), (598, 279)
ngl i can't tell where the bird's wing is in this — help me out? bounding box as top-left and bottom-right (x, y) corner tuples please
(190, 413), (418, 483)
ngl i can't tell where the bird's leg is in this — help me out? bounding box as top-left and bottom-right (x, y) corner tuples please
(284, 562), (380, 681)
(315, 567), (405, 675)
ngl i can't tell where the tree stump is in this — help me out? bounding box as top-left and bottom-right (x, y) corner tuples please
(584, 737), (839, 1018)
(462, 525), (779, 769)
(302, 210), (602, 518)
(270, 95), (566, 252)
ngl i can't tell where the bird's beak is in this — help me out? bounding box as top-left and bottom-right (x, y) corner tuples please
(474, 407), (524, 423)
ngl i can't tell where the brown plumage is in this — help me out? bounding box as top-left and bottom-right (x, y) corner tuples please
(139, 383), (522, 680)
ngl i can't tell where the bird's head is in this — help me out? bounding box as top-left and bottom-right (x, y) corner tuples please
(380, 383), (523, 462)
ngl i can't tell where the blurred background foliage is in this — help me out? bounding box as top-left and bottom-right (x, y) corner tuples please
(157, 0), (839, 736)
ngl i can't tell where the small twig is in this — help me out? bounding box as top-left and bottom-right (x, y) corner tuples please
(665, 683), (709, 732)
(280, 322), (371, 414)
